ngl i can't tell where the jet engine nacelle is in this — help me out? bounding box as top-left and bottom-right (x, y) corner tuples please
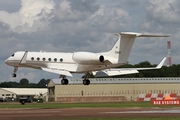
(72, 52), (104, 64)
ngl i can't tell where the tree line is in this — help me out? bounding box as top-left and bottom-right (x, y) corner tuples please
(113, 61), (180, 78)
(1, 61), (180, 88)
(0, 78), (50, 88)
(87, 61), (180, 78)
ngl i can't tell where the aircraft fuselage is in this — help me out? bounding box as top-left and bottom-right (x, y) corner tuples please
(5, 51), (122, 73)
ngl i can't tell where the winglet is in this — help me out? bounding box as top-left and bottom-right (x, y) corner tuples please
(156, 57), (167, 69)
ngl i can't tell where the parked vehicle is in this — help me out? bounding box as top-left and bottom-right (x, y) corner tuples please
(0, 97), (4, 102)
(19, 97), (32, 105)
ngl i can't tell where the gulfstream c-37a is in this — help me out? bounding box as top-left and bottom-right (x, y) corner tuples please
(5, 32), (169, 85)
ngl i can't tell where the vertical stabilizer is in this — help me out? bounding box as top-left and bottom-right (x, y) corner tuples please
(104, 32), (170, 64)
(106, 32), (137, 64)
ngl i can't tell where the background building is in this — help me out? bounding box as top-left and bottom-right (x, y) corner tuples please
(0, 88), (48, 102)
(48, 78), (180, 102)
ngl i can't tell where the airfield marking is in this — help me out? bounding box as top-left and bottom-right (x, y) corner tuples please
(1, 108), (180, 120)
(0, 109), (61, 113)
(102, 110), (180, 114)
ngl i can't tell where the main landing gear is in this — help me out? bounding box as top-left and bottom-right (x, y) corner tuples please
(61, 79), (69, 85)
(12, 67), (18, 77)
(82, 72), (91, 85)
(60, 74), (91, 85)
(60, 75), (69, 85)
(61, 78), (90, 85)
(83, 79), (90, 85)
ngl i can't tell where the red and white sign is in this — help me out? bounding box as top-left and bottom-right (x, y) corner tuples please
(138, 93), (177, 101)
(152, 100), (180, 105)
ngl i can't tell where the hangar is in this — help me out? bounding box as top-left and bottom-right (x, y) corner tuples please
(0, 88), (48, 102)
(48, 78), (180, 102)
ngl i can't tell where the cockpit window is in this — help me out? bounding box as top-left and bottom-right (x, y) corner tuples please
(11, 54), (15, 57)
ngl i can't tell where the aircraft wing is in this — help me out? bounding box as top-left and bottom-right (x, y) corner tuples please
(40, 63), (75, 77)
(41, 67), (73, 77)
(93, 57), (166, 77)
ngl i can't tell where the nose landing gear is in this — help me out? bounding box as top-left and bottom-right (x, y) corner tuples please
(12, 73), (17, 77)
(12, 67), (18, 78)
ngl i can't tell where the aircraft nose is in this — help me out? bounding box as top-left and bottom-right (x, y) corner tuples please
(4, 59), (7, 64)
(4, 59), (9, 65)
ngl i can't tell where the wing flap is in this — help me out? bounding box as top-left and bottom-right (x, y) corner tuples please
(42, 67), (73, 77)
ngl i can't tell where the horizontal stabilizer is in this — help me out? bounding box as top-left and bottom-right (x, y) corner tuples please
(42, 67), (73, 77)
(118, 32), (170, 37)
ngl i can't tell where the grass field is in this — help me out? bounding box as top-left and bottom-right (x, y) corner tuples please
(0, 101), (179, 109)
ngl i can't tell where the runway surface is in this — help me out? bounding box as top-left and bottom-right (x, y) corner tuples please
(0, 108), (180, 120)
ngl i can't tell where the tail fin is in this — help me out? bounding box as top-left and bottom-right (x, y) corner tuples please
(105, 32), (170, 64)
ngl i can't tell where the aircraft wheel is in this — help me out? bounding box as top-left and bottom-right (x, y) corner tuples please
(83, 79), (86, 85)
(12, 73), (17, 78)
(87, 79), (90, 85)
(61, 79), (69, 85)
(65, 79), (69, 85)
(61, 79), (65, 85)
(83, 79), (90, 85)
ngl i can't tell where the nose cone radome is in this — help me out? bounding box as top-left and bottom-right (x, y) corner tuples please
(4, 59), (9, 65)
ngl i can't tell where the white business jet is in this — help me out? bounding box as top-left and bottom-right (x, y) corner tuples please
(5, 32), (169, 85)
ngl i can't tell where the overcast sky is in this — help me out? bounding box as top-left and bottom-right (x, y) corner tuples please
(0, 0), (179, 83)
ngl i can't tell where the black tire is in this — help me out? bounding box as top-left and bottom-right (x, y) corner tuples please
(87, 79), (90, 85)
(83, 79), (90, 85)
(65, 79), (69, 85)
(61, 79), (65, 85)
(12, 74), (17, 78)
(83, 79), (87, 85)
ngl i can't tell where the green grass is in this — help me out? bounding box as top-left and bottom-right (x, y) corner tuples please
(0, 101), (179, 109)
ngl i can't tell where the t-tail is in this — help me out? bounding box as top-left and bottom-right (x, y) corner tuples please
(103, 32), (170, 64)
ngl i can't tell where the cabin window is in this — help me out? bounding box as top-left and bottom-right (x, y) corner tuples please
(43, 58), (46, 61)
(60, 58), (63, 62)
(48, 58), (51, 61)
(31, 57), (34, 61)
(54, 58), (57, 62)
(37, 57), (40, 61)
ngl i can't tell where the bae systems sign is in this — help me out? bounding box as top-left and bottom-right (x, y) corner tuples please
(152, 100), (180, 105)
